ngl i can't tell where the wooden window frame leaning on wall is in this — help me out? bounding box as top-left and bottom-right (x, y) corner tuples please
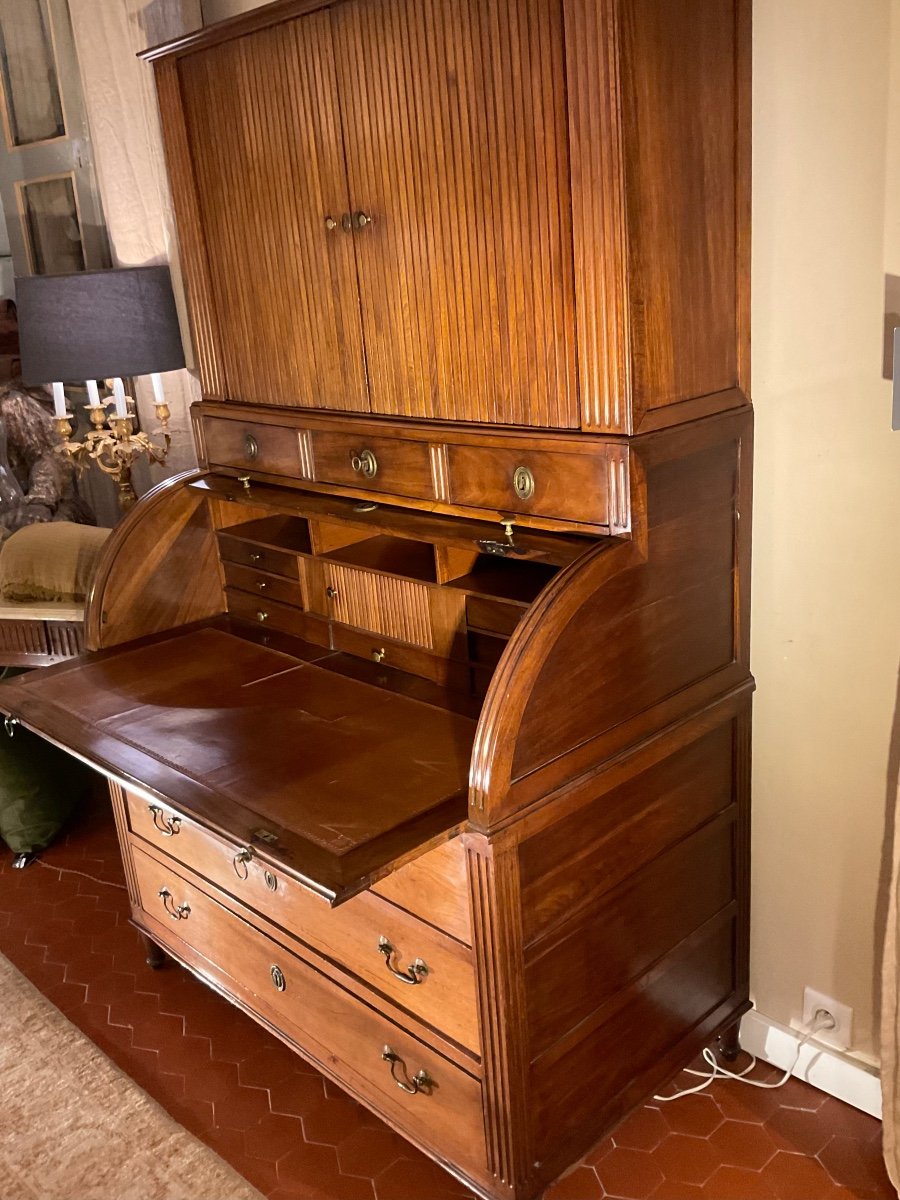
(0, 1), (753, 1197)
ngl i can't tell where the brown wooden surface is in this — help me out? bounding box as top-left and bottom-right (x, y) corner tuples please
(222, 562), (304, 608)
(177, 14), (368, 412)
(86, 472), (225, 652)
(127, 792), (480, 1052)
(0, 617), (83, 667)
(130, 846), (490, 1180)
(309, 429), (436, 499)
(372, 838), (472, 947)
(332, 0), (577, 428)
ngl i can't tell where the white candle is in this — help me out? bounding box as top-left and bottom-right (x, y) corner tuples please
(150, 371), (165, 407)
(51, 382), (66, 418)
(112, 377), (128, 418)
(86, 379), (102, 408)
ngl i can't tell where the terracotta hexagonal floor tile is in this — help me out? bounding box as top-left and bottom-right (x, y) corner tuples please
(658, 1095), (724, 1139)
(708, 1119), (778, 1170)
(763, 1105), (834, 1156)
(652, 1134), (720, 1187)
(648, 1180), (705, 1200)
(700, 1165), (778, 1199)
(614, 1107), (669, 1152)
(760, 1150), (844, 1200)
(543, 1165), (605, 1199)
(336, 1125), (408, 1179)
(595, 1146), (665, 1199)
(817, 1134), (895, 1196)
(302, 1095), (372, 1147)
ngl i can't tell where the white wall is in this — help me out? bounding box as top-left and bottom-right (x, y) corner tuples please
(751, 0), (900, 1062)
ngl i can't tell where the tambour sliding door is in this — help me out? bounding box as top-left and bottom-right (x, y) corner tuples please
(330, 0), (579, 428)
(177, 14), (369, 412)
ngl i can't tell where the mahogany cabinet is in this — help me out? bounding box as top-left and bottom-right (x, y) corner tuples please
(0, 3), (753, 1198)
(148, 0), (749, 435)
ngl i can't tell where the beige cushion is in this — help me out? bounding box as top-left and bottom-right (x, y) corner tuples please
(0, 522), (111, 604)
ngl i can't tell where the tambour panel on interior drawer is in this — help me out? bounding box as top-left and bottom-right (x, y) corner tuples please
(216, 533), (301, 579)
(225, 588), (329, 647)
(125, 793), (479, 1051)
(222, 561), (304, 607)
(308, 429), (435, 499)
(131, 847), (486, 1176)
(204, 416), (301, 477)
(447, 444), (611, 526)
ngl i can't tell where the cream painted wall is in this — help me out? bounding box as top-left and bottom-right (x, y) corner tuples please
(751, 0), (900, 1062)
(67, 0), (203, 488)
(196, 0), (900, 1065)
(201, 0), (264, 22)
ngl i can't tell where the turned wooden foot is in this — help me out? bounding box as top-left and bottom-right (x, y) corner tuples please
(141, 933), (169, 970)
(717, 1021), (741, 1062)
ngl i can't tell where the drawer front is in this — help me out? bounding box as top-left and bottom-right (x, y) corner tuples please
(222, 562), (304, 607)
(225, 588), (329, 646)
(331, 623), (471, 690)
(447, 444), (610, 525)
(309, 430), (435, 499)
(465, 595), (524, 637)
(216, 532), (301, 579)
(204, 416), (301, 477)
(131, 847), (486, 1174)
(126, 792), (479, 1051)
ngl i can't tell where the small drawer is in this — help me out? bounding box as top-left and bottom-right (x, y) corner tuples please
(309, 430), (435, 500)
(465, 595), (524, 637)
(217, 534), (301, 580)
(222, 562), (304, 607)
(447, 444), (610, 525)
(331, 624), (470, 690)
(204, 416), (301, 477)
(226, 588), (329, 647)
(125, 793), (479, 1051)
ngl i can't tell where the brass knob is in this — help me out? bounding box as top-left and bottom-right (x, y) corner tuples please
(325, 215), (337, 230)
(372, 647), (386, 663)
(256, 610), (268, 623)
(250, 552), (262, 563)
(256, 580), (268, 591)
(353, 211), (373, 230)
(326, 586), (339, 599)
(237, 474), (251, 491)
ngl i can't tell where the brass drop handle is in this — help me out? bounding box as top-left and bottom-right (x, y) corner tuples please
(325, 215), (337, 231)
(232, 847), (253, 879)
(353, 211), (373, 230)
(158, 887), (191, 921)
(371, 647), (386, 663)
(149, 805), (181, 837)
(326, 586), (339, 599)
(381, 1047), (432, 1095)
(350, 448), (378, 478)
(378, 936), (428, 985)
(244, 433), (259, 461)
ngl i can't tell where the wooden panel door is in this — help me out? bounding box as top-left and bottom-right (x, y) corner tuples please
(177, 15), (369, 412)
(332, 0), (578, 428)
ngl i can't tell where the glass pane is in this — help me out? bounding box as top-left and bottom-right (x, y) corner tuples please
(20, 175), (84, 274)
(0, 0), (65, 146)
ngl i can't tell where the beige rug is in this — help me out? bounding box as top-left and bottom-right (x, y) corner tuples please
(0, 953), (264, 1200)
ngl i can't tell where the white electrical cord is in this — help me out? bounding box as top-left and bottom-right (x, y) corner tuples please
(654, 1009), (837, 1102)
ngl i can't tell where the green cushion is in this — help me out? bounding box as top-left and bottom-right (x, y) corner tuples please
(0, 725), (91, 855)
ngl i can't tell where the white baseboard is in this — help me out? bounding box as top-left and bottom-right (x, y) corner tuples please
(739, 1009), (882, 1119)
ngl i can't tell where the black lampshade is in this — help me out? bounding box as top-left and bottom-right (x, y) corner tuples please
(16, 266), (186, 385)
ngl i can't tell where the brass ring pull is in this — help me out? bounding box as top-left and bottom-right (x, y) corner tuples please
(244, 433), (259, 462)
(271, 965), (286, 992)
(381, 1047), (432, 1095)
(149, 805), (181, 837)
(349, 449), (378, 478)
(158, 887), (191, 921)
(378, 936), (428, 985)
(233, 847), (253, 879)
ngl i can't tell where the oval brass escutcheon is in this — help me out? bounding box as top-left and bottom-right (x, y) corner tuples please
(244, 433), (259, 461)
(512, 464), (535, 501)
(271, 964), (286, 992)
(264, 870), (278, 892)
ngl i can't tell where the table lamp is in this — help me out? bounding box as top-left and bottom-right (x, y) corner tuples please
(16, 266), (186, 510)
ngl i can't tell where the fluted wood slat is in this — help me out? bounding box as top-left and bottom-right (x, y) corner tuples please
(177, 15), (369, 411)
(332, 0), (577, 428)
(327, 564), (433, 649)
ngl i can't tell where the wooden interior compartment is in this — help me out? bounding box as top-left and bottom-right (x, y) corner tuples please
(217, 513), (313, 554)
(446, 555), (559, 605)
(320, 535), (438, 583)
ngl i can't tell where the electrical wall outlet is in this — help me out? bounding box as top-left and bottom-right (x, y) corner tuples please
(802, 987), (853, 1051)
